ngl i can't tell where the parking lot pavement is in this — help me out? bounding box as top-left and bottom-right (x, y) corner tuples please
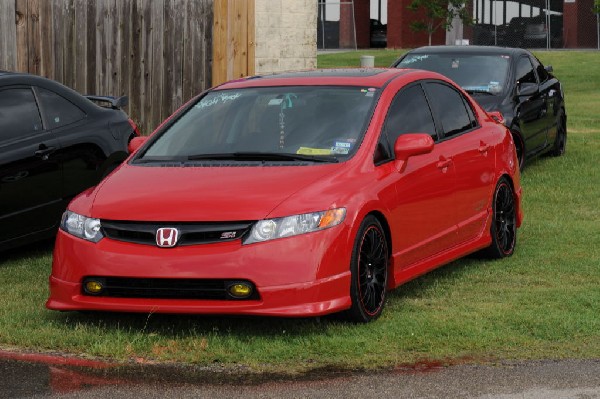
(2, 353), (600, 398)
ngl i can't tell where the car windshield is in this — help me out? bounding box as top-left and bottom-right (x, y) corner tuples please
(139, 86), (379, 163)
(397, 54), (510, 95)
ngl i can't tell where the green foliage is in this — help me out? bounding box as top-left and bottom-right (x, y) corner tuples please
(593, 0), (600, 14)
(407, 0), (472, 45)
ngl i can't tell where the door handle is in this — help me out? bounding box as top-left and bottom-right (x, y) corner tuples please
(436, 158), (452, 170)
(478, 143), (491, 154)
(34, 145), (57, 160)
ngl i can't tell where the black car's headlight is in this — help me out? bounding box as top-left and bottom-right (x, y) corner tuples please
(60, 211), (104, 243)
(243, 208), (346, 244)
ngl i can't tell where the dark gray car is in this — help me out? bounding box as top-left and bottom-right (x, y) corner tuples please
(392, 46), (567, 169)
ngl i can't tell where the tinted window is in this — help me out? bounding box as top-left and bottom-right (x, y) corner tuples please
(515, 57), (537, 85)
(385, 84), (437, 146)
(37, 87), (85, 129)
(425, 82), (474, 139)
(0, 88), (43, 141)
(396, 54), (509, 95)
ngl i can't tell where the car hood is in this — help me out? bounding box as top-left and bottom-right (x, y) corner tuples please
(470, 93), (502, 112)
(87, 163), (344, 221)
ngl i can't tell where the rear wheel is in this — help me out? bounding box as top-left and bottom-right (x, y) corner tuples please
(482, 177), (517, 259)
(345, 216), (389, 323)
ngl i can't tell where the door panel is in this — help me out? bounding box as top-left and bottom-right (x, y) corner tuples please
(515, 56), (547, 153)
(390, 143), (459, 268)
(0, 87), (63, 243)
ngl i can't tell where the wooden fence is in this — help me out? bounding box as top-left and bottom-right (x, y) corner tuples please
(0, 0), (213, 135)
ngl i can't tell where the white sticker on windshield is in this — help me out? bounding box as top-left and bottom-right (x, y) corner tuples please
(195, 92), (242, 109)
(268, 98), (284, 106)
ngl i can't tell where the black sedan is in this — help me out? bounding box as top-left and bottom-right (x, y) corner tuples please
(0, 72), (139, 251)
(392, 46), (567, 169)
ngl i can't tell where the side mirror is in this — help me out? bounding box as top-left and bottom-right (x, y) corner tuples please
(545, 65), (553, 73)
(128, 136), (148, 154)
(488, 111), (505, 124)
(393, 133), (434, 172)
(517, 82), (538, 97)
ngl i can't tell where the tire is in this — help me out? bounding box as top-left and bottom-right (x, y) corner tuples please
(551, 109), (567, 157)
(345, 215), (389, 323)
(482, 177), (517, 259)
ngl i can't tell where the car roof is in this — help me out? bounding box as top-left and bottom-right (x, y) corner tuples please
(404, 46), (528, 57)
(216, 68), (428, 90)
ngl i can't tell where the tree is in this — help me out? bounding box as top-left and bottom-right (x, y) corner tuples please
(594, 0), (600, 14)
(408, 0), (472, 46)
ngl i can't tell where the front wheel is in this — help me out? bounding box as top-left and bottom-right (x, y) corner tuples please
(551, 109), (567, 157)
(345, 215), (389, 323)
(482, 177), (517, 259)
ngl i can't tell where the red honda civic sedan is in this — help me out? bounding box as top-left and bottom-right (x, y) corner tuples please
(47, 69), (523, 322)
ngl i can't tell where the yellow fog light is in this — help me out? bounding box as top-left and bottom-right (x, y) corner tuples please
(85, 280), (104, 294)
(228, 283), (253, 299)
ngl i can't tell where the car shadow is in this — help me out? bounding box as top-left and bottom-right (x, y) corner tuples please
(0, 238), (54, 267)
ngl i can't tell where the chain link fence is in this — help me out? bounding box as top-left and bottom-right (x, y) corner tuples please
(471, 0), (600, 49)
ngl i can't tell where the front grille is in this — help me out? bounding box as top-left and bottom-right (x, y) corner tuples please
(101, 220), (253, 246)
(82, 277), (259, 300)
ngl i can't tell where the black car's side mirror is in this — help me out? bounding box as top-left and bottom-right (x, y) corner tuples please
(517, 82), (538, 97)
(545, 65), (553, 73)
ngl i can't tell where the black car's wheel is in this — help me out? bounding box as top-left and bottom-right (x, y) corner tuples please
(483, 177), (517, 259)
(345, 215), (389, 323)
(551, 109), (567, 156)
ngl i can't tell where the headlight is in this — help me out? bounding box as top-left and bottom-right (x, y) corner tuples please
(60, 211), (104, 243)
(244, 208), (346, 244)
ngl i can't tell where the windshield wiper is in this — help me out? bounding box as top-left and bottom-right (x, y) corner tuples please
(187, 152), (339, 163)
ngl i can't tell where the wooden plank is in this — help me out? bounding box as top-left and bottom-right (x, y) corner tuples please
(86, 0), (97, 94)
(94, 0), (106, 95)
(117, 0), (131, 100)
(247, 0), (255, 76)
(149, 0), (164, 131)
(39, 0), (53, 78)
(73, 0), (86, 92)
(182, 0), (193, 102)
(0, 0), (18, 71)
(202, 0), (213, 90)
(62, 0), (75, 88)
(129, 0), (142, 133)
(212, 0), (228, 86)
(161, 0), (174, 124)
(15, 0), (28, 73)
(107, 0), (118, 96)
(140, 0), (153, 133)
(52, 0), (66, 83)
(231, 0), (248, 80)
(171, 0), (184, 111)
(187, 0), (202, 96)
(27, 0), (41, 75)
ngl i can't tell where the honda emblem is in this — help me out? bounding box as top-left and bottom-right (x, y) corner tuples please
(156, 227), (179, 248)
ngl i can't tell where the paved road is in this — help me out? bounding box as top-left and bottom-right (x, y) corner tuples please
(2, 355), (600, 398)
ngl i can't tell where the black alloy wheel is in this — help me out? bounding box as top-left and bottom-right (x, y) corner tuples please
(346, 215), (389, 323)
(483, 177), (517, 259)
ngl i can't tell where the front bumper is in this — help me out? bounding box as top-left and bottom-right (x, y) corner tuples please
(47, 227), (353, 317)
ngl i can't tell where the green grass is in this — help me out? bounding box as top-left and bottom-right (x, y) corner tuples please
(0, 50), (599, 374)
